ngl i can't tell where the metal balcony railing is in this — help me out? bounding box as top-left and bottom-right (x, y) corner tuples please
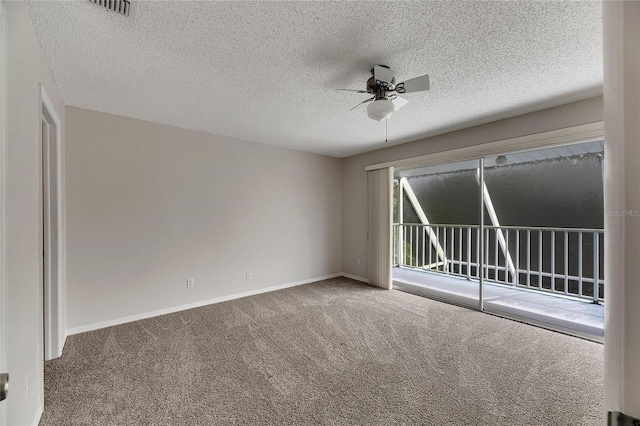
(393, 223), (604, 303)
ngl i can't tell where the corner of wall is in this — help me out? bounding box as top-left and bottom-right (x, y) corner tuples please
(5, 1), (67, 424)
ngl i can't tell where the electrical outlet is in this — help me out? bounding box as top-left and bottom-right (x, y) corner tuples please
(186, 278), (194, 288)
(25, 372), (30, 398)
(246, 272), (252, 281)
(356, 258), (361, 266)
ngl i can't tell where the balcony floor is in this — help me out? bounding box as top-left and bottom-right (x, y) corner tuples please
(393, 267), (604, 340)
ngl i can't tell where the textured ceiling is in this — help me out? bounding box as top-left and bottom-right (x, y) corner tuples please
(26, 1), (603, 158)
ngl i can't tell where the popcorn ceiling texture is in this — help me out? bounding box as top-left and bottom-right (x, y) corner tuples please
(25, 1), (602, 158)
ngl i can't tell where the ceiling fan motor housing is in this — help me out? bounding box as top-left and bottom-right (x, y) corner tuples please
(366, 76), (396, 99)
(339, 64), (429, 120)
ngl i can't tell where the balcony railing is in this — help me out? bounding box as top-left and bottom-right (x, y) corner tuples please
(393, 223), (604, 303)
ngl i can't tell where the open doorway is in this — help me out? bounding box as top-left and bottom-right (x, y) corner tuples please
(39, 86), (64, 361)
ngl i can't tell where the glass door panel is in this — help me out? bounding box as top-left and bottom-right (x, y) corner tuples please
(481, 142), (604, 340)
(392, 159), (482, 309)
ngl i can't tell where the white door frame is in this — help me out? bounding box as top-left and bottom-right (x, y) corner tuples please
(39, 85), (65, 361)
(0, 1), (8, 423)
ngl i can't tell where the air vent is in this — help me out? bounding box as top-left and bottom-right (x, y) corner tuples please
(88, 0), (131, 17)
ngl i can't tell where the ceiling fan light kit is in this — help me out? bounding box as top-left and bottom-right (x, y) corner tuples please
(339, 65), (431, 122)
(367, 99), (395, 121)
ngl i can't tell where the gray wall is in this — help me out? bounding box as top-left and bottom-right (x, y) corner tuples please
(342, 96), (603, 280)
(5, 2), (67, 424)
(65, 107), (343, 330)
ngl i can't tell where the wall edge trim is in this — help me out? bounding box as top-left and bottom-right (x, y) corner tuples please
(66, 273), (361, 336)
(31, 404), (43, 426)
(341, 273), (369, 284)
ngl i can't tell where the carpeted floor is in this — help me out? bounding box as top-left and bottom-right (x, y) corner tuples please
(40, 277), (603, 425)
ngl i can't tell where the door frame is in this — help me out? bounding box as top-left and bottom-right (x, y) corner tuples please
(38, 85), (64, 361)
(378, 122), (605, 341)
(365, 122), (604, 173)
(0, 1), (8, 423)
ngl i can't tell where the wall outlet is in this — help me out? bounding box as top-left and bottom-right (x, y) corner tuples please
(25, 372), (30, 398)
(246, 272), (252, 281)
(186, 278), (194, 288)
(356, 258), (361, 266)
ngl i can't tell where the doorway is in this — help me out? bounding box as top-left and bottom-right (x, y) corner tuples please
(392, 139), (605, 340)
(39, 87), (63, 361)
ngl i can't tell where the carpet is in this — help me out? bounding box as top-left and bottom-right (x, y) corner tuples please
(40, 277), (603, 425)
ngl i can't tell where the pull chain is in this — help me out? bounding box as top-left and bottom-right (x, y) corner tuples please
(385, 119), (388, 143)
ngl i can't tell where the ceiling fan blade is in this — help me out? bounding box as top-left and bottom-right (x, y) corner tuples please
(391, 96), (409, 111)
(373, 65), (395, 85)
(337, 89), (369, 93)
(395, 74), (430, 94)
(350, 97), (375, 111)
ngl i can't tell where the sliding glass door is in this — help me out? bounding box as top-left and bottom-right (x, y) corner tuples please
(392, 140), (604, 340)
(392, 158), (482, 308)
(481, 142), (604, 339)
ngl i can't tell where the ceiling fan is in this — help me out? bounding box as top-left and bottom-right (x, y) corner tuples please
(338, 65), (430, 121)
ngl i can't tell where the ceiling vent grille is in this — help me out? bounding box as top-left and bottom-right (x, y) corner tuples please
(89, 0), (131, 17)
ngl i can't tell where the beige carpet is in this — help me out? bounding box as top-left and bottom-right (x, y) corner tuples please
(40, 277), (603, 425)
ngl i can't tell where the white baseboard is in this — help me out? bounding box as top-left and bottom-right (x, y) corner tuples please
(341, 273), (369, 284)
(56, 333), (67, 358)
(66, 273), (345, 336)
(32, 404), (43, 426)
